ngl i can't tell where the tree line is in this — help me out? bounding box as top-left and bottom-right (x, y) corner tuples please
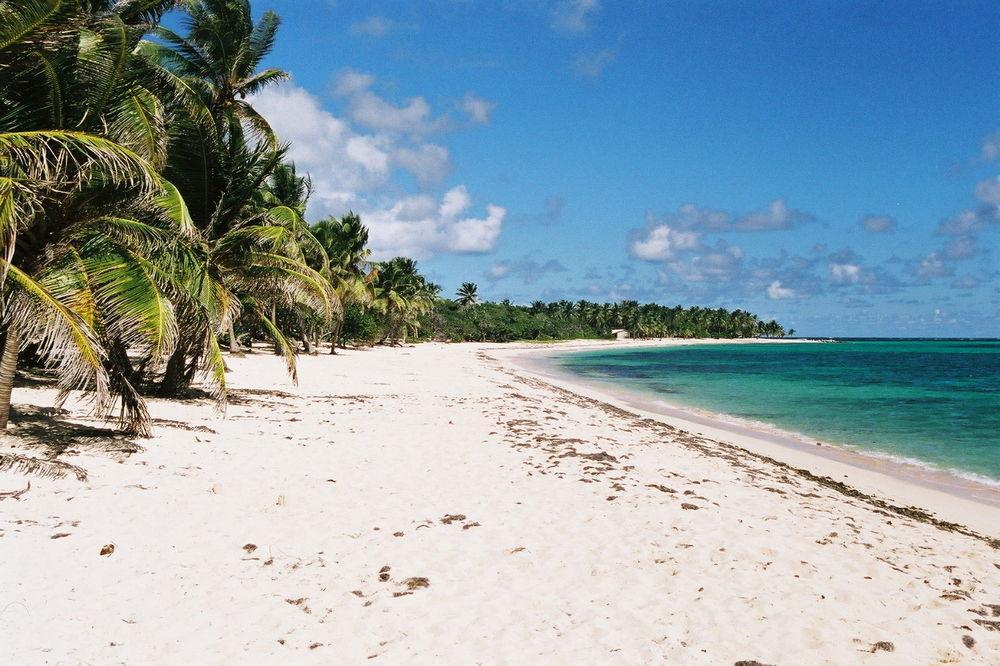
(416, 288), (790, 343)
(0, 0), (787, 439)
(0, 0), (439, 434)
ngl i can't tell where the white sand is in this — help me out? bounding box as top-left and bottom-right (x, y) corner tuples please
(1, 341), (998, 664)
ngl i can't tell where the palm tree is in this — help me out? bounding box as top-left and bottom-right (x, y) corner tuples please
(372, 258), (438, 345)
(148, 0), (335, 394)
(311, 212), (373, 353)
(0, 0), (188, 433)
(146, 0), (288, 144)
(155, 133), (335, 394)
(456, 282), (479, 307)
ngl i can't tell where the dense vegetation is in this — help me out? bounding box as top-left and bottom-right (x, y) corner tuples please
(0, 0), (786, 439)
(415, 299), (789, 343)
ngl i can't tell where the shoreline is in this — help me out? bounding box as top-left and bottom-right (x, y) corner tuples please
(490, 338), (1000, 536)
(3, 341), (998, 662)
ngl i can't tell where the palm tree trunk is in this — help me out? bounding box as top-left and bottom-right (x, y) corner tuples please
(301, 332), (312, 354)
(158, 344), (190, 397)
(330, 319), (342, 354)
(227, 321), (240, 354)
(0, 327), (22, 429)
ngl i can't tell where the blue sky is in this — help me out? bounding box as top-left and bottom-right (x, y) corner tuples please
(242, 0), (998, 336)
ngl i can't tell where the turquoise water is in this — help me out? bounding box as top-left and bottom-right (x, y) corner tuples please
(557, 340), (1000, 483)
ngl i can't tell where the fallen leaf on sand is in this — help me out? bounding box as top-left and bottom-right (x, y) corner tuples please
(100, 543), (115, 556)
(402, 577), (429, 590)
(243, 543), (257, 553)
(869, 641), (894, 653)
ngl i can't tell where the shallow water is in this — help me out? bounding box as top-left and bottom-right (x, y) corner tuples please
(558, 340), (1000, 483)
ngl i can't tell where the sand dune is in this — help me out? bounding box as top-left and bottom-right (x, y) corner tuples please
(1, 342), (997, 664)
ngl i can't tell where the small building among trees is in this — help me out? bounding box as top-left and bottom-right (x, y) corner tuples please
(611, 328), (630, 340)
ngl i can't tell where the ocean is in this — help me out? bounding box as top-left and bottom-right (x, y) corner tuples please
(556, 339), (1000, 484)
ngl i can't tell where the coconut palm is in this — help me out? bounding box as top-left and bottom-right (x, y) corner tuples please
(456, 282), (479, 308)
(155, 133), (335, 394)
(311, 212), (374, 353)
(145, 0), (287, 144)
(0, 0), (191, 433)
(148, 1), (335, 393)
(372, 258), (439, 345)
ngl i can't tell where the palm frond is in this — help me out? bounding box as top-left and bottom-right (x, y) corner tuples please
(76, 17), (129, 119)
(82, 248), (178, 364)
(0, 0), (60, 52)
(255, 304), (298, 384)
(202, 327), (226, 402)
(107, 87), (166, 168)
(0, 453), (87, 481)
(153, 179), (196, 236)
(2, 263), (110, 410)
(0, 130), (160, 193)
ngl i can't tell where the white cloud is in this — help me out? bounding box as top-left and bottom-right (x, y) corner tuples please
(982, 132), (1000, 163)
(669, 203), (732, 230)
(629, 224), (700, 261)
(460, 93), (495, 124)
(393, 144), (451, 185)
(439, 185), (472, 219)
(251, 82), (390, 205)
(736, 198), (814, 230)
(975, 175), (1000, 206)
(573, 48), (617, 78)
(830, 263), (861, 284)
(251, 81), (504, 259)
(915, 252), (953, 278)
(766, 280), (796, 299)
(488, 262), (512, 279)
(350, 16), (395, 37)
(486, 257), (567, 284)
(943, 235), (977, 260)
(333, 69), (446, 135)
(333, 69), (376, 96)
(365, 186), (505, 259)
(552, 0), (600, 33)
(952, 275), (980, 289)
(860, 214), (897, 233)
(640, 200), (815, 234)
(349, 92), (436, 135)
(449, 204), (505, 253)
(667, 244), (744, 283)
(253, 82), (450, 193)
(937, 208), (993, 236)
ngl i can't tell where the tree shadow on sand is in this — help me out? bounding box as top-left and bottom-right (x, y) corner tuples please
(0, 405), (143, 481)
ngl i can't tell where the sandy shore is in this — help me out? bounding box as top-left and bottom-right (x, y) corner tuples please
(1, 342), (998, 664)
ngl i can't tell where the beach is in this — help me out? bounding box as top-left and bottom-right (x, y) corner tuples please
(2, 341), (998, 664)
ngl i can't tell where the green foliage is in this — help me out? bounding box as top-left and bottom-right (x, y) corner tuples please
(0, 0), (336, 433)
(456, 282), (478, 307)
(420, 300), (787, 342)
(339, 302), (382, 345)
